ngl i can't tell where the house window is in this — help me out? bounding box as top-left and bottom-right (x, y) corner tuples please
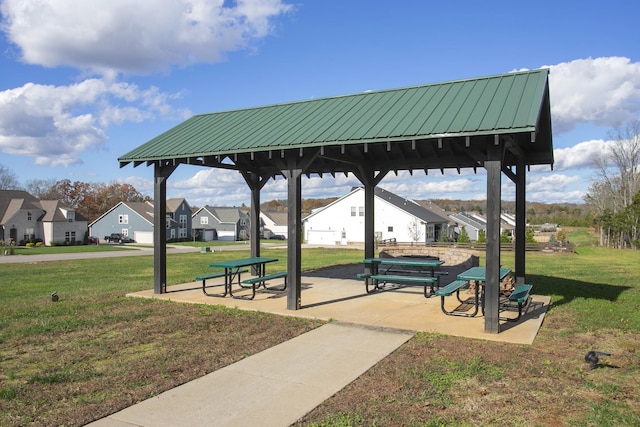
(388, 226), (394, 232)
(119, 214), (128, 224)
(64, 231), (76, 242)
(426, 224), (435, 240)
(201, 216), (208, 225)
(122, 229), (129, 237)
(179, 215), (187, 227)
(358, 206), (365, 217)
(27, 212), (32, 221)
(67, 211), (75, 222)
(351, 206), (356, 217)
(166, 218), (171, 228)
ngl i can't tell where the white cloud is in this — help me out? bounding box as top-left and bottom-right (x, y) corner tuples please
(0, 0), (293, 75)
(0, 79), (190, 166)
(546, 57), (640, 133)
(552, 139), (608, 170)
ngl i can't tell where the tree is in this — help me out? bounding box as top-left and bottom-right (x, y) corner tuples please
(477, 229), (486, 243)
(457, 226), (470, 243)
(24, 178), (57, 198)
(585, 119), (640, 248)
(0, 164), (20, 190)
(407, 218), (424, 244)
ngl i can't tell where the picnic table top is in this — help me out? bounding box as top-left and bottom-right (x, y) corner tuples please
(457, 266), (511, 281)
(209, 257), (278, 269)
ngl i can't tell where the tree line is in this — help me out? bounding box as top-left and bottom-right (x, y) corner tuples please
(0, 171), (149, 223)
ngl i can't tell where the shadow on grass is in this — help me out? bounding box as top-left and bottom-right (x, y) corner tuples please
(526, 274), (631, 307)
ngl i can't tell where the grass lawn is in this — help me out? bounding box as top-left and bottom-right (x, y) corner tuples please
(1, 235), (639, 426)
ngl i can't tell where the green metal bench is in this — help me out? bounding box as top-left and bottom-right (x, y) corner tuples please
(367, 274), (437, 298)
(196, 269), (247, 297)
(435, 280), (481, 317)
(240, 271), (288, 299)
(500, 284), (533, 322)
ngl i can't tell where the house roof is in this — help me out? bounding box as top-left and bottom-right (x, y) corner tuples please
(198, 206), (247, 224)
(375, 188), (449, 224)
(0, 190), (41, 224)
(119, 69), (553, 177)
(166, 198), (188, 213)
(125, 202), (155, 224)
(261, 211), (288, 226)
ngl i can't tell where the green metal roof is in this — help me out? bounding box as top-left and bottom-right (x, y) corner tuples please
(119, 69), (552, 170)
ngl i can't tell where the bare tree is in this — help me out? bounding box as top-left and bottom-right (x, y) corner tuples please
(0, 164), (21, 190)
(590, 119), (640, 212)
(586, 119), (640, 247)
(407, 218), (424, 244)
(24, 178), (57, 198)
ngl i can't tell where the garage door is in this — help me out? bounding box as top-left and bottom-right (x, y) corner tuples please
(134, 231), (153, 244)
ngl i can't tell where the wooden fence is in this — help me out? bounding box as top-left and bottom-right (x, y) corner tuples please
(377, 240), (575, 253)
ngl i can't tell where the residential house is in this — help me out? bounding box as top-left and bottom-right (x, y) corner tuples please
(448, 212), (486, 241)
(89, 201), (154, 243)
(303, 187), (450, 245)
(260, 211), (288, 239)
(0, 190), (88, 246)
(192, 206), (249, 241)
(89, 198), (191, 244)
(166, 198), (192, 241)
(448, 212), (516, 241)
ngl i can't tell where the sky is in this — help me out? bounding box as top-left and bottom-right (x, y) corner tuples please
(1, 0), (639, 207)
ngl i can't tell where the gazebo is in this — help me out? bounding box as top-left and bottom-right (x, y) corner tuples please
(119, 69), (553, 333)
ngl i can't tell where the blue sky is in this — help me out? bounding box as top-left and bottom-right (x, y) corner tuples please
(1, 0), (639, 207)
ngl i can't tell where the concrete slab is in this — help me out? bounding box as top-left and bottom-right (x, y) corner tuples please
(87, 323), (413, 427)
(129, 275), (549, 345)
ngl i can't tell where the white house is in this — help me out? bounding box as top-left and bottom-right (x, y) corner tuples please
(303, 187), (450, 245)
(260, 211), (288, 239)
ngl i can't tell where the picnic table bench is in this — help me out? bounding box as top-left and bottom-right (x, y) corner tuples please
(500, 284), (533, 322)
(435, 280), (478, 317)
(360, 257), (444, 298)
(203, 257), (279, 300)
(196, 269), (248, 297)
(240, 271), (288, 299)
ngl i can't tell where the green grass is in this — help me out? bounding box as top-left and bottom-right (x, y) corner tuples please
(11, 244), (134, 255)
(2, 230), (640, 426)
(500, 246), (640, 331)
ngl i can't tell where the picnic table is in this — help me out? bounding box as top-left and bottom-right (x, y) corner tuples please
(360, 257), (445, 297)
(200, 257), (281, 300)
(435, 266), (511, 317)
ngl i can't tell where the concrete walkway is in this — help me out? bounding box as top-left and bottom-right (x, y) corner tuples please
(86, 323), (413, 427)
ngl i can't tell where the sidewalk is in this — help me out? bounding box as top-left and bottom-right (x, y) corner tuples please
(86, 323), (413, 427)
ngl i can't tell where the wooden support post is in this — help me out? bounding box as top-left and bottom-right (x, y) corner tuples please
(515, 157), (526, 284)
(242, 171), (269, 275)
(286, 167), (302, 310)
(484, 147), (502, 333)
(153, 162), (176, 294)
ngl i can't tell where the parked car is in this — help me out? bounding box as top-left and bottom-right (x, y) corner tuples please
(89, 236), (99, 244)
(104, 233), (133, 243)
(270, 234), (286, 240)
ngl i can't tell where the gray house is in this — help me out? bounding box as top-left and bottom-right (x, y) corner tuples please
(192, 206), (249, 241)
(0, 190), (88, 246)
(89, 198), (192, 244)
